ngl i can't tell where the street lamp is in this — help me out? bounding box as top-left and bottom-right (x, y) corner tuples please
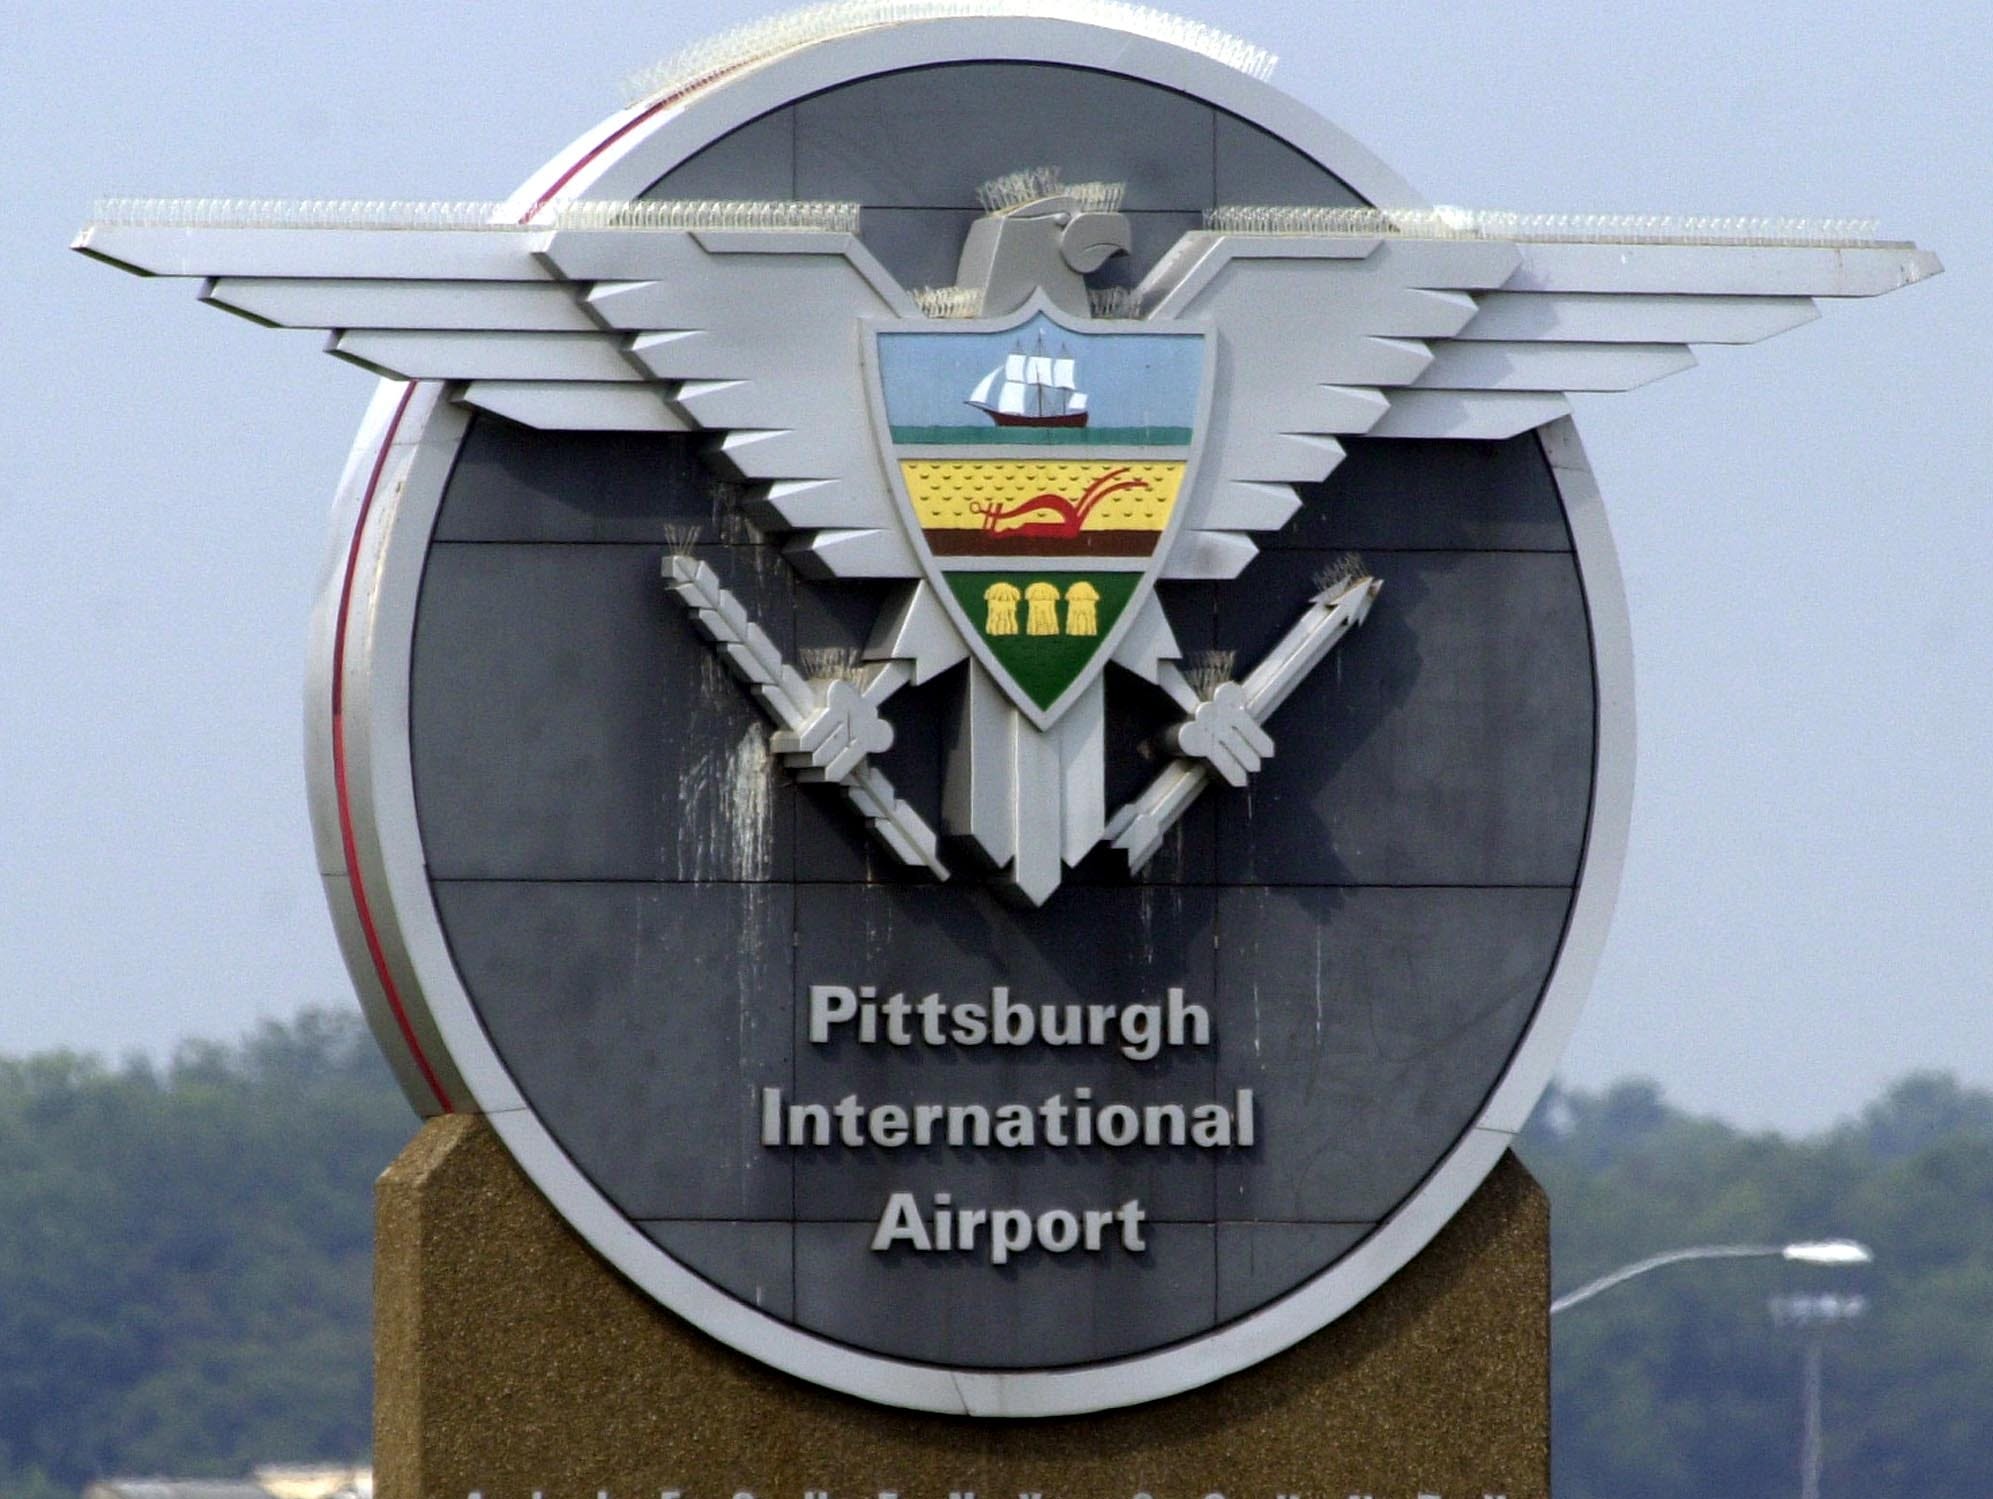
(1770, 1292), (1869, 1499)
(1549, 1239), (1872, 1315)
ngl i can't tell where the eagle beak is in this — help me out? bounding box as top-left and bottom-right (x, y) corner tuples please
(1060, 211), (1132, 274)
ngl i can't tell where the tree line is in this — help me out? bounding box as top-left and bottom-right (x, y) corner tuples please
(0, 1009), (1986, 1495)
(1528, 1071), (1993, 1497)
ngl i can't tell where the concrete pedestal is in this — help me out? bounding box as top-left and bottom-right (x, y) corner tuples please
(376, 1116), (1548, 1499)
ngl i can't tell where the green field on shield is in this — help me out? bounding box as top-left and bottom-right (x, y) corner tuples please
(891, 425), (1194, 447)
(944, 571), (1140, 711)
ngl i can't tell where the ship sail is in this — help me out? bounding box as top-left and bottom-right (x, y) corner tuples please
(966, 339), (1091, 428)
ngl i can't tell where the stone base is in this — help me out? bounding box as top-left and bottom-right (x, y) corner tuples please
(376, 1116), (1548, 1499)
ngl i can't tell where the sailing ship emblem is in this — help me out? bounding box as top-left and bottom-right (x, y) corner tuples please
(868, 299), (1211, 728)
(966, 330), (1091, 428)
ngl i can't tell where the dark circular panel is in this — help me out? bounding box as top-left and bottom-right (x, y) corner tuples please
(386, 46), (1605, 1392)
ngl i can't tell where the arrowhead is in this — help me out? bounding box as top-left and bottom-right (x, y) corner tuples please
(1349, 575), (1383, 623)
(1309, 551), (1376, 611)
(1312, 571), (1381, 618)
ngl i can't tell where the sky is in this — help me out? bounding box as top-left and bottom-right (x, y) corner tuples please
(5, 1), (1986, 1133)
(879, 315), (1205, 430)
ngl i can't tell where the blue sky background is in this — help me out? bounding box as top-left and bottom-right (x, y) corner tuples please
(878, 314), (1204, 429)
(6, 1), (1986, 1131)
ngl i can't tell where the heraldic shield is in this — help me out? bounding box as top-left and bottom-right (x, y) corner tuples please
(869, 299), (1212, 730)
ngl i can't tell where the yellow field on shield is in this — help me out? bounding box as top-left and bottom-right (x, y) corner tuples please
(901, 460), (1185, 533)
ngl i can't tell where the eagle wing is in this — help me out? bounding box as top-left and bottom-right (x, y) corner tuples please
(74, 205), (923, 581)
(1137, 217), (1940, 579)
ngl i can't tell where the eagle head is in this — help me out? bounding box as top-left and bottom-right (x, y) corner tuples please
(952, 170), (1132, 319)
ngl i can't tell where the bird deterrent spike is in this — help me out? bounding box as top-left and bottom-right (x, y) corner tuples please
(1312, 552), (1369, 595)
(976, 168), (1127, 214)
(912, 285), (986, 318)
(1065, 181), (1128, 213)
(621, 1), (1276, 111)
(978, 166), (1068, 213)
(800, 647), (867, 682)
(1183, 650), (1237, 697)
(82, 197), (861, 234)
(1087, 286), (1144, 319)
(1205, 203), (1892, 248)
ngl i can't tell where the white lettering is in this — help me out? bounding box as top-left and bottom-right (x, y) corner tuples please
(870, 1103), (908, 1147)
(882, 991), (913, 1045)
(1042, 1092), (1070, 1147)
(1145, 1102), (1187, 1145)
(995, 1103), (1033, 1146)
(789, 1100), (831, 1146)
(803, 985), (1217, 1056)
(918, 991), (947, 1045)
(762, 1088), (1255, 1150)
(808, 985), (856, 1043)
(869, 1194), (1152, 1263)
(1121, 1002), (1160, 1060)
(990, 1208), (1032, 1265)
(1191, 1102), (1231, 1148)
(1085, 1208), (1114, 1249)
(1097, 1103), (1138, 1146)
(1038, 1209), (1079, 1252)
(914, 1102), (944, 1141)
(993, 986), (1034, 1044)
(1170, 987), (1210, 1046)
(948, 1102), (990, 1146)
(870, 1192), (932, 1251)
(1118, 1198), (1148, 1251)
(835, 1094), (866, 1147)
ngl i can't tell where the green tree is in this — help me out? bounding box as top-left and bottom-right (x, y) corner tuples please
(0, 1010), (409, 1491)
(1523, 1076), (1993, 1498)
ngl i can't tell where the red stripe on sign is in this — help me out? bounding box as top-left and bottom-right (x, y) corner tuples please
(521, 65), (752, 223)
(330, 383), (456, 1113)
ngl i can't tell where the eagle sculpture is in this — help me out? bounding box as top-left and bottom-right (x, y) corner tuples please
(76, 171), (1938, 904)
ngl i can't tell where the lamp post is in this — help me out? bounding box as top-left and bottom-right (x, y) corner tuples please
(1770, 1292), (1869, 1499)
(1549, 1239), (1872, 1315)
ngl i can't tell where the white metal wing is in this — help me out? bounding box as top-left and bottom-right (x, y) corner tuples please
(1136, 207), (1941, 580)
(74, 199), (924, 581)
